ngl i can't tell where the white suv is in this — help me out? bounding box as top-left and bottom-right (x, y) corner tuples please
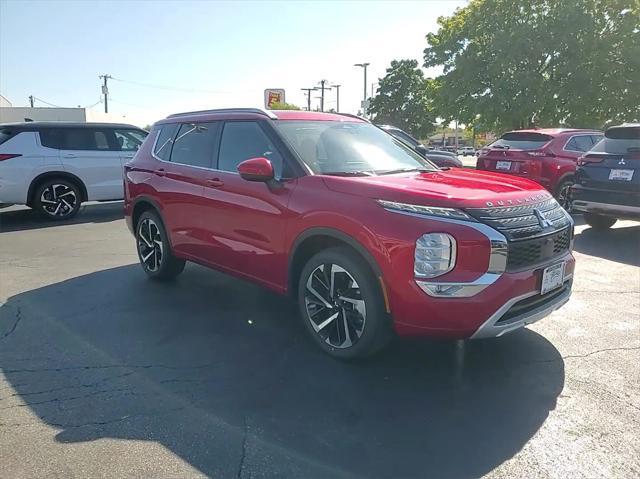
(0, 122), (147, 220)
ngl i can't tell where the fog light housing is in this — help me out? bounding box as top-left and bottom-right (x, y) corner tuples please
(414, 233), (456, 278)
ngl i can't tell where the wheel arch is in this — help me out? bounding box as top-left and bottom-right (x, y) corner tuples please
(27, 171), (88, 206)
(554, 172), (575, 195)
(287, 227), (385, 299)
(131, 196), (174, 248)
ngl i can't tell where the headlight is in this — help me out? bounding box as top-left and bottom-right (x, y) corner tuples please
(377, 199), (475, 221)
(414, 233), (457, 278)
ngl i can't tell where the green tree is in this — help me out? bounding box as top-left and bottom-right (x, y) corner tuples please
(368, 59), (436, 138)
(269, 101), (301, 110)
(424, 0), (640, 131)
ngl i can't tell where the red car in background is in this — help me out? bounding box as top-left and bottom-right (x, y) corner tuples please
(476, 129), (603, 209)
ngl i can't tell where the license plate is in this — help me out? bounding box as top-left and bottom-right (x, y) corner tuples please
(496, 161), (511, 171)
(609, 169), (634, 181)
(541, 262), (565, 295)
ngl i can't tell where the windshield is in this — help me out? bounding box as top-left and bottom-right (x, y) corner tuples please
(275, 121), (437, 175)
(489, 132), (552, 150)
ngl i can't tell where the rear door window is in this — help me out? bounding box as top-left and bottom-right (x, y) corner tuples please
(490, 132), (552, 150)
(40, 128), (117, 151)
(169, 122), (219, 168)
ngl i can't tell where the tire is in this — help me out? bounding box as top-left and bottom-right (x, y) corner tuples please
(584, 212), (617, 230)
(555, 178), (575, 212)
(33, 178), (82, 220)
(136, 210), (185, 280)
(297, 246), (392, 359)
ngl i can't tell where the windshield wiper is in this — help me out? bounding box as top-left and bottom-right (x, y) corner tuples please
(377, 167), (432, 175)
(491, 145), (510, 149)
(322, 170), (377, 177)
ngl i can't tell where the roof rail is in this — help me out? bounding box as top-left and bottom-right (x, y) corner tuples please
(167, 108), (278, 120)
(334, 112), (370, 123)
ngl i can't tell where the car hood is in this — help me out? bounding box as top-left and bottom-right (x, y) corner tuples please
(321, 168), (552, 209)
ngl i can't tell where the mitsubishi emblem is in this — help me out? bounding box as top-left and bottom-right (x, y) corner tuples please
(619, 158), (626, 166)
(533, 208), (553, 229)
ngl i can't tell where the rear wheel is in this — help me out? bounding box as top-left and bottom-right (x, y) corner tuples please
(33, 178), (81, 220)
(584, 212), (617, 230)
(136, 210), (185, 280)
(556, 178), (574, 211)
(297, 247), (392, 359)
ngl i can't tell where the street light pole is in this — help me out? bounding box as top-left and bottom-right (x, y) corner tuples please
(354, 62), (370, 117)
(318, 80), (332, 112)
(331, 84), (341, 112)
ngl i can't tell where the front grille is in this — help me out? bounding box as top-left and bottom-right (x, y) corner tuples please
(507, 228), (571, 270)
(466, 198), (572, 270)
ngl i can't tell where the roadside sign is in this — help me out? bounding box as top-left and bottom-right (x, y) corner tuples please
(264, 89), (285, 109)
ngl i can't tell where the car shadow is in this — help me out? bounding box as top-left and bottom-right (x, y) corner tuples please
(0, 202), (123, 233)
(1, 264), (565, 478)
(573, 223), (640, 267)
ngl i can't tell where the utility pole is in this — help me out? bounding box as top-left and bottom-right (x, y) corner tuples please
(318, 80), (332, 112)
(99, 74), (112, 113)
(354, 63), (370, 117)
(28, 95), (34, 108)
(331, 84), (341, 112)
(300, 87), (317, 111)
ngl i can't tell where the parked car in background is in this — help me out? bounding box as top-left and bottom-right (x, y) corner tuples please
(572, 123), (640, 229)
(0, 122), (147, 219)
(476, 128), (603, 209)
(460, 146), (476, 156)
(378, 125), (463, 168)
(125, 108), (574, 359)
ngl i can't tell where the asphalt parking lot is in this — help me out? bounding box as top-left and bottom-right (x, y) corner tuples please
(1, 202), (639, 479)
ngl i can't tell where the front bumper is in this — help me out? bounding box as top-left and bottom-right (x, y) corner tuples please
(470, 277), (572, 338)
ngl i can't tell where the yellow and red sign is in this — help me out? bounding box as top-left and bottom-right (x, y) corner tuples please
(264, 89), (285, 109)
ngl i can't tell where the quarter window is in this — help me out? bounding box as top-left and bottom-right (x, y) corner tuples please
(218, 121), (283, 176)
(565, 135), (594, 152)
(169, 122), (219, 168)
(153, 124), (179, 161)
(115, 129), (147, 151)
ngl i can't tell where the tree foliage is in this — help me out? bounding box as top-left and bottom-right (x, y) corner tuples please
(424, 0), (640, 131)
(269, 102), (301, 110)
(368, 59), (436, 138)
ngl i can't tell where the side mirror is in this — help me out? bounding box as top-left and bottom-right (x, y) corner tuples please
(237, 157), (275, 182)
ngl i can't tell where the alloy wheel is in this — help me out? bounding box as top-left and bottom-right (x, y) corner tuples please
(137, 218), (163, 272)
(40, 183), (77, 217)
(558, 182), (574, 212)
(304, 263), (366, 349)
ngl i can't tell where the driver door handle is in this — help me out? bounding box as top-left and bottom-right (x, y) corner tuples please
(206, 178), (224, 188)
(156, 168), (166, 177)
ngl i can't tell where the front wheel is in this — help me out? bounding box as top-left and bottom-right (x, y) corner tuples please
(584, 212), (617, 230)
(136, 211), (185, 280)
(297, 247), (392, 359)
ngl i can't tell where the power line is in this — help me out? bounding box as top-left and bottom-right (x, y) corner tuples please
(33, 96), (64, 108)
(110, 76), (230, 94)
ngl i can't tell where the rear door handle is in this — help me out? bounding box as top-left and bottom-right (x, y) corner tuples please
(206, 178), (224, 188)
(63, 153), (77, 159)
(156, 168), (166, 177)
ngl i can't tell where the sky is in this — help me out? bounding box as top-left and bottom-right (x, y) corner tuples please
(0, 0), (466, 127)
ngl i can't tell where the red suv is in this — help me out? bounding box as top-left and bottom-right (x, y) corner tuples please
(476, 129), (603, 209)
(124, 109), (575, 359)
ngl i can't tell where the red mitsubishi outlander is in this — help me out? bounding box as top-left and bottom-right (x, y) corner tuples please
(124, 109), (575, 359)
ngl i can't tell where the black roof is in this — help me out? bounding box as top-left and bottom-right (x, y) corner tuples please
(0, 121), (143, 130)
